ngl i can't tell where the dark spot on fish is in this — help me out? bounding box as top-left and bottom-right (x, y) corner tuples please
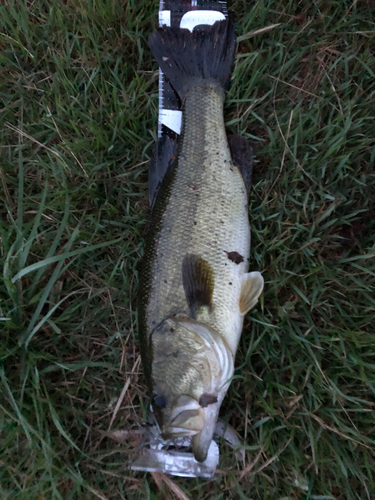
(193, 221), (197, 225)
(229, 282), (232, 285)
(173, 351), (179, 358)
(220, 220), (224, 224)
(152, 321), (156, 325)
(199, 394), (218, 408)
(188, 183), (200, 191)
(170, 328), (175, 333)
(225, 251), (244, 265)
(153, 394), (166, 409)
(230, 167), (233, 172)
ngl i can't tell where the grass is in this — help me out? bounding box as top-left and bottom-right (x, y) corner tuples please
(0, 0), (374, 498)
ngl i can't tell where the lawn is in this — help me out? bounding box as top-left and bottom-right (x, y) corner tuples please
(1, 0), (374, 499)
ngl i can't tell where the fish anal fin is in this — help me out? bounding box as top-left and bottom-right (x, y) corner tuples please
(239, 271), (264, 316)
(228, 134), (253, 197)
(182, 254), (214, 319)
(149, 134), (178, 209)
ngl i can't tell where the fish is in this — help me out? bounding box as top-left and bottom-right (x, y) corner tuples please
(138, 19), (264, 464)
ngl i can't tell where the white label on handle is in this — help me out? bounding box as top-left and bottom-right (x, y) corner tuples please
(160, 109), (182, 135)
(180, 10), (225, 32)
(159, 10), (171, 27)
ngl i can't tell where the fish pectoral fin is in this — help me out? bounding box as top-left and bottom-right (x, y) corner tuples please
(239, 271), (264, 316)
(182, 254), (214, 319)
(214, 419), (245, 461)
(228, 134), (253, 197)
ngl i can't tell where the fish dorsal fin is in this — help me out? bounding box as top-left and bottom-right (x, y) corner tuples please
(239, 271), (264, 316)
(182, 254), (214, 319)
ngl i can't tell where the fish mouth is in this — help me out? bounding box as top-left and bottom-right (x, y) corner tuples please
(162, 395), (204, 439)
(191, 402), (221, 462)
(162, 394), (221, 463)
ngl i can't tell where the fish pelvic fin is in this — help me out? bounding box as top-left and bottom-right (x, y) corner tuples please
(239, 271), (264, 316)
(182, 254), (214, 319)
(148, 20), (236, 101)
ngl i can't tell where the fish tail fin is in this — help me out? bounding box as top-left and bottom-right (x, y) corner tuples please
(148, 20), (236, 101)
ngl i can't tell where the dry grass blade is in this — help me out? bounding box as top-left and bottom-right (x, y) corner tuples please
(0, 164), (14, 209)
(159, 473), (191, 500)
(108, 355), (141, 430)
(5, 123), (62, 158)
(267, 74), (320, 99)
(309, 413), (372, 450)
(0, 31), (34, 58)
(237, 24), (281, 42)
(268, 109), (293, 194)
(239, 447), (264, 479)
(151, 472), (168, 497)
(250, 439), (292, 477)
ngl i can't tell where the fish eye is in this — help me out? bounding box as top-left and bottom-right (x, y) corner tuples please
(153, 394), (167, 409)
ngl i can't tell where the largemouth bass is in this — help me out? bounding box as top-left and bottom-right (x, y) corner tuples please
(139, 20), (264, 464)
